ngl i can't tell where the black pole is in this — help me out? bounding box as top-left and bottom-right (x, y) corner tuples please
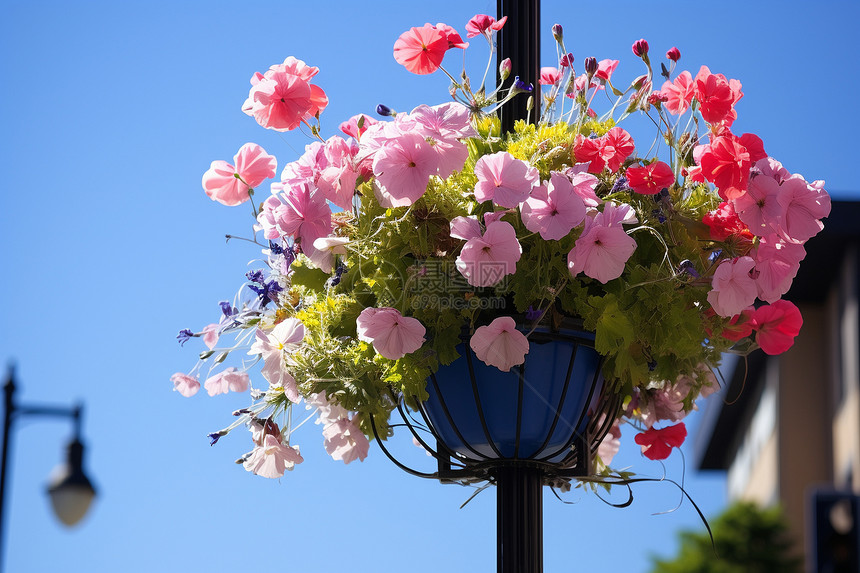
(494, 465), (544, 573)
(497, 0), (540, 135)
(0, 367), (16, 573)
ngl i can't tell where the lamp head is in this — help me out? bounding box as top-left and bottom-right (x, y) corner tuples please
(46, 438), (96, 526)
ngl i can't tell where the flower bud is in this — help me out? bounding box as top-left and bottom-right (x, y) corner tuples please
(666, 47), (681, 62)
(499, 58), (512, 81)
(560, 53), (574, 68)
(632, 39), (649, 57)
(513, 76), (533, 92)
(376, 104), (395, 117)
(584, 57), (597, 76)
(552, 23), (563, 42)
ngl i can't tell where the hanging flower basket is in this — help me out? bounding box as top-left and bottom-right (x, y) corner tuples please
(172, 13), (830, 484)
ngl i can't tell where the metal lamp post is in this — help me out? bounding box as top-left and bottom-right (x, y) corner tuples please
(0, 365), (97, 572)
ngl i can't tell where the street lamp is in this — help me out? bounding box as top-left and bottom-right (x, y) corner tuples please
(0, 364), (97, 571)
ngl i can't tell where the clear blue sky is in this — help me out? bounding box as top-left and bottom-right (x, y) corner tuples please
(1, 1), (858, 571)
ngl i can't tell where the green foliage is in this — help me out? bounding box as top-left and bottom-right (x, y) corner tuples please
(650, 502), (802, 573)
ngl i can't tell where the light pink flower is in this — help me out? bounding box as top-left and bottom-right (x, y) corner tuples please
(449, 215), (483, 240)
(706, 256), (758, 317)
(372, 132), (438, 207)
(323, 416), (370, 464)
(339, 114), (377, 140)
(249, 319), (305, 402)
(202, 143), (277, 207)
(465, 14), (506, 38)
(565, 170), (601, 207)
(309, 236), (350, 273)
(540, 67), (562, 86)
(256, 195), (287, 240)
(521, 173), (586, 240)
(316, 136), (359, 211)
(201, 323), (220, 350)
(733, 172), (786, 236)
(593, 201), (638, 228)
(171, 373), (200, 398)
(410, 102), (477, 140)
(470, 316), (530, 372)
(777, 175), (830, 242)
(356, 307), (426, 360)
(204, 367), (249, 396)
(597, 421), (622, 465)
(751, 235), (806, 303)
(243, 434), (304, 478)
(455, 221), (522, 287)
(242, 57), (328, 131)
(567, 221), (636, 284)
(473, 152), (539, 207)
(279, 141), (325, 190)
(278, 184), (332, 256)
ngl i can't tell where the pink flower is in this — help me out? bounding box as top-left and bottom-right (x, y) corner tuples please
(201, 323), (220, 350)
(625, 161), (675, 195)
(752, 300), (803, 355)
(694, 66), (741, 126)
(249, 318), (305, 402)
(356, 307), (426, 360)
(696, 135), (752, 200)
(597, 421), (622, 465)
(540, 67), (562, 86)
(278, 183), (332, 256)
(733, 172), (786, 236)
(243, 434), (303, 478)
(702, 201), (753, 242)
(309, 236), (350, 273)
(203, 367), (249, 396)
(339, 114), (377, 140)
(634, 423), (687, 460)
(470, 316), (530, 372)
(572, 127), (634, 174)
(751, 235), (805, 303)
(659, 71), (694, 115)
(567, 219), (636, 284)
(393, 24), (450, 75)
(521, 172), (587, 240)
(777, 174), (831, 242)
(316, 136), (359, 211)
(449, 215), (483, 241)
(171, 372), (200, 398)
(666, 47), (681, 62)
(323, 416), (370, 464)
(706, 256), (758, 317)
(473, 151), (539, 207)
(242, 57), (328, 131)
(465, 14), (506, 38)
(372, 132), (439, 207)
(202, 143), (277, 206)
(455, 221), (522, 287)
(595, 59), (619, 82)
(410, 102), (477, 140)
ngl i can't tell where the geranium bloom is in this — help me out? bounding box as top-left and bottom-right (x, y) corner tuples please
(706, 256), (758, 317)
(694, 66), (741, 126)
(455, 221), (522, 287)
(470, 316), (530, 372)
(595, 59), (619, 82)
(202, 143), (277, 206)
(465, 14), (506, 38)
(540, 67), (562, 86)
(393, 24), (451, 75)
(567, 219), (636, 283)
(473, 151), (539, 207)
(634, 422), (687, 460)
(171, 372), (200, 398)
(734, 172), (786, 236)
(356, 307), (426, 360)
(203, 367), (249, 396)
(660, 71), (694, 115)
(372, 131), (439, 207)
(339, 114), (377, 140)
(702, 201), (753, 242)
(720, 307), (756, 341)
(752, 300), (803, 355)
(323, 416), (370, 464)
(777, 174), (831, 242)
(573, 127), (635, 174)
(751, 235), (805, 303)
(242, 57), (328, 131)
(625, 161), (675, 195)
(243, 434), (304, 478)
(696, 135), (752, 200)
(277, 183), (332, 255)
(521, 172), (586, 240)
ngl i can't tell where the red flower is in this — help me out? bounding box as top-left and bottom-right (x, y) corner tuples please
(694, 66), (741, 125)
(702, 201), (754, 242)
(721, 307), (756, 341)
(634, 423), (687, 460)
(465, 14), (506, 38)
(626, 161), (675, 194)
(393, 24), (451, 75)
(752, 301), (803, 355)
(696, 135), (752, 199)
(738, 132), (767, 163)
(666, 47), (681, 62)
(573, 127), (635, 173)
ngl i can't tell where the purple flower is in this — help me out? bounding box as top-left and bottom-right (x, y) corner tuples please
(219, 301), (236, 317)
(376, 104), (394, 117)
(678, 259), (700, 278)
(610, 176), (629, 193)
(513, 76), (533, 92)
(268, 240), (284, 255)
(246, 269), (265, 284)
(525, 306), (542, 320)
(208, 431), (226, 446)
(176, 329), (194, 346)
(249, 280), (283, 306)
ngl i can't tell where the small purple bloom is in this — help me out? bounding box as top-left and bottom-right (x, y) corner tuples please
(525, 305), (542, 321)
(647, 359), (658, 372)
(678, 259), (700, 278)
(268, 240), (283, 255)
(249, 279), (283, 306)
(610, 176), (629, 193)
(176, 329), (194, 346)
(246, 269), (265, 284)
(208, 431), (224, 446)
(376, 104), (394, 117)
(219, 301), (236, 317)
(513, 76), (533, 92)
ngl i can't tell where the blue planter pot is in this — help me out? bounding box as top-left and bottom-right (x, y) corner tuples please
(420, 320), (605, 465)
